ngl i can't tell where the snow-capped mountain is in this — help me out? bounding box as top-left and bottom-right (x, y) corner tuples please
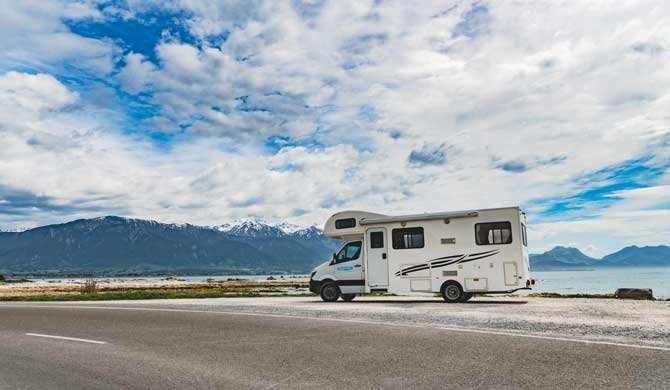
(213, 219), (322, 238)
(216, 219), (288, 238)
(291, 225), (325, 239)
(0, 216), (341, 276)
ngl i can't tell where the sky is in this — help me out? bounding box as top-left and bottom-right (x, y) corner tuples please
(0, 0), (668, 256)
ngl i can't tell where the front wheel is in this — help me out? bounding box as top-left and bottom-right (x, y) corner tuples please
(320, 283), (340, 302)
(341, 294), (356, 302)
(441, 282), (464, 303)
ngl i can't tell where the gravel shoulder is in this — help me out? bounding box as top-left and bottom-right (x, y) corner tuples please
(8, 295), (669, 349)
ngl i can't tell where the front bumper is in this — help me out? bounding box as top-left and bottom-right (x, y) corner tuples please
(309, 279), (321, 294)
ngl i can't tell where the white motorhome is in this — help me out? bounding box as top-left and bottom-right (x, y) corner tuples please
(309, 207), (534, 302)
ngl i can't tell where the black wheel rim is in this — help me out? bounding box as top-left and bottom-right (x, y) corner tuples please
(446, 286), (460, 300)
(323, 286), (337, 300)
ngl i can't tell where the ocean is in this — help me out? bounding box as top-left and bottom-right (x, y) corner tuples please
(31, 268), (670, 299)
(525, 267), (670, 299)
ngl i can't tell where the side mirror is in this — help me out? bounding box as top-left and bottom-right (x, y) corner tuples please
(332, 252), (337, 260)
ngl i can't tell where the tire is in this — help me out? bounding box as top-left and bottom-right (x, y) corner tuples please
(441, 282), (464, 303)
(460, 292), (474, 302)
(341, 294), (356, 302)
(320, 282), (341, 302)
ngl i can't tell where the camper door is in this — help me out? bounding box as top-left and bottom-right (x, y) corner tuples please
(366, 228), (389, 287)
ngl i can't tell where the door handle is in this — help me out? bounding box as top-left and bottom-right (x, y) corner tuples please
(382, 253), (387, 259)
(354, 264), (362, 268)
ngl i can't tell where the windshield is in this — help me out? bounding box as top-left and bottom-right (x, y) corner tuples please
(334, 241), (362, 263)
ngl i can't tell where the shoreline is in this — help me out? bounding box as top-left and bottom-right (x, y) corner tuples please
(1, 278), (667, 301)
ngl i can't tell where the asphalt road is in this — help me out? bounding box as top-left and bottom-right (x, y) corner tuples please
(0, 301), (668, 390)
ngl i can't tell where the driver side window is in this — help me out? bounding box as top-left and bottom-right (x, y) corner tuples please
(335, 241), (362, 264)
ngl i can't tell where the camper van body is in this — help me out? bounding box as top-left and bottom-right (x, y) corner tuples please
(309, 207), (532, 302)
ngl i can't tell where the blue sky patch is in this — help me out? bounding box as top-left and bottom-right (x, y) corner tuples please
(452, 2), (491, 39)
(533, 155), (668, 220)
(65, 8), (196, 64)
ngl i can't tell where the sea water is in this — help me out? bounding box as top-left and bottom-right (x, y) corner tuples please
(30, 268), (670, 299)
(525, 267), (670, 299)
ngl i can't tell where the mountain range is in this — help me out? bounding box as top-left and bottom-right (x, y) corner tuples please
(0, 217), (341, 276)
(0, 216), (667, 276)
(530, 245), (670, 270)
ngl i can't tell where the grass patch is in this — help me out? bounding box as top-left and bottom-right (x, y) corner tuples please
(0, 288), (315, 302)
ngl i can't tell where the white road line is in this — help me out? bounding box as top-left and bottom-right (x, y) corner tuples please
(5, 304), (670, 352)
(25, 333), (108, 344)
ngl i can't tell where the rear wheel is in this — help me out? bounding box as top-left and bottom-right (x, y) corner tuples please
(441, 282), (464, 303)
(341, 294), (356, 302)
(320, 282), (340, 302)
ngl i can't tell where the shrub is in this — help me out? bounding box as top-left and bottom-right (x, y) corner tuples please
(0, 274), (5, 282)
(80, 278), (98, 294)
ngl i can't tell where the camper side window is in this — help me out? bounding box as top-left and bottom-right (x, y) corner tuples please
(521, 223), (528, 247)
(334, 241), (362, 263)
(370, 231), (384, 248)
(475, 222), (513, 245)
(392, 227), (424, 249)
(335, 218), (356, 229)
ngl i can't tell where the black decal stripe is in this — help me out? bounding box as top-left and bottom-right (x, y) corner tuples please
(401, 263), (430, 272)
(397, 265), (430, 276)
(398, 265), (430, 276)
(394, 250), (501, 276)
(459, 252), (499, 264)
(462, 253), (499, 262)
(428, 254), (465, 263)
(336, 280), (366, 286)
(396, 253), (468, 276)
(468, 250), (498, 257)
(398, 255), (467, 275)
(397, 263), (431, 274)
(429, 262), (458, 270)
(430, 255), (467, 267)
(394, 266), (426, 276)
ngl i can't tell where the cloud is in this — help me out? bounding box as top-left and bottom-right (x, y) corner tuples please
(118, 52), (156, 94)
(496, 155), (566, 173)
(0, 1), (120, 76)
(0, 71), (77, 114)
(498, 160), (527, 173)
(0, 1), (668, 256)
(408, 143), (451, 167)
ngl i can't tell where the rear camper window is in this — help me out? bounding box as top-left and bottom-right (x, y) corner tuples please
(392, 227), (424, 249)
(475, 222), (513, 245)
(335, 218), (356, 229)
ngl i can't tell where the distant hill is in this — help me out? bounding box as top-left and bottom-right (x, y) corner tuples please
(0, 216), (342, 276)
(529, 246), (600, 270)
(602, 245), (670, 267)
(531, 245), (670, 270)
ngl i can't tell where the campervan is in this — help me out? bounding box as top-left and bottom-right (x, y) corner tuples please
(309, 207), (533, 302)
